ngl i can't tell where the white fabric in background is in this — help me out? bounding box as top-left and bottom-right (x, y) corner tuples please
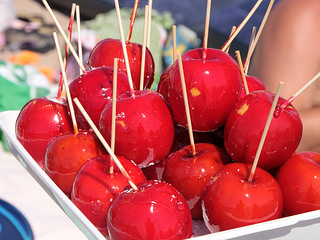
(0, 145), (87, 240)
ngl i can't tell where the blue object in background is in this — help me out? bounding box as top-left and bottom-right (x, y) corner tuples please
(0, 199), (33, 240)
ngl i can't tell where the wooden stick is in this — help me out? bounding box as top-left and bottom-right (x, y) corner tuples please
(126, 0), (139, 42)
(139, 5), (149, 90)
(114, 0), (135, 96)
(73, 98), (139, 191)
(225, 26), (236, 54)
(202, 0), (212, 61)
(110, 58), (118, 174)
(244, 0), (275, 71)
(248, 81), (284, 182)
(172, 25), (177, 62)
(177, 53), (196, 156)
(53, 32), (79, 134)
(249, 26), (257, 47)
(147, 0), (153, 49)
(221, 0), (263, 52)
(281, 71), (320, 109)
(111, 58), (118, 153)
(76, 5), (84, 75)
(236, 50), (249, 95)
(42, 0), (86, 73)
(244, 26), (257, 74)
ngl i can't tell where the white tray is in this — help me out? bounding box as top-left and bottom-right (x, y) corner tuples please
(1, 110), (320, 240)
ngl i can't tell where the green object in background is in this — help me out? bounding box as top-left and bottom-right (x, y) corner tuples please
(0, 60), (52, 150)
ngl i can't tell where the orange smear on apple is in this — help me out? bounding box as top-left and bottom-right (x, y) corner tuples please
(190, 87), (201, 97)
(237, 103), (249, 116)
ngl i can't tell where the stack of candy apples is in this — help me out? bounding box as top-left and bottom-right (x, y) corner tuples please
(13, 0), (320, 239)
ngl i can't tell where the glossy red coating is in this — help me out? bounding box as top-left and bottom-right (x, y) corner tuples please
(99, 90), (175, 167)
(71, 155), (146, 236)
(45, 130), (106, 197)
(224, 90), (303, 170)
(168, 48), (242, 132)
(69, 67), (131, 129)
(157, 64), (174, 105)
(239, 75), (266, 99)
(202, 162), (283, 231)
(162, 143), (228, 220)
(87, 38), (155, 90)
(15, 96), (73, 170)
(107, 180), (193, 240)
(276, 151), (320, 216)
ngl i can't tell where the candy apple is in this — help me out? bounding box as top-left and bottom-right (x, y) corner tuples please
(87, 38), (155, 90)
(15, 96), (73, 170)
(202, 162), (283, 232)
(99, 90), (175, 168)
(45, 130), (106, 197)
(71, 154), (146, 236)
(239, 75), (266, 99)
(224, 90), (303, 170)
(69, 66), (131, 129)
(141, 125), (227, 181)
(162, 143), (229, 220)
(157, 64), (174, 105)
(168, 48), (242, 132)
(276, 151), (320, 216)
(107, 180), (193, 240)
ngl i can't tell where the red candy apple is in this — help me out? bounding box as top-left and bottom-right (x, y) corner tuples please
(71, 154), (146, 236)
(168, 48), (242, 131)
(15, 96), (74, 170)
(45, 130), (106, 197)
(87, 38), (155, 90)
(107, 180), (193, 240)
(224, 90), (303, 170)
(99, 90), (175, 167)
(202, 162), (283, 232)
(141, 125), (227, 182)
(239, 75), (266, 99)
(162, 143), (229, 220)
(157, 64), (174, 105)
(69, 66), (131, 129)
(276, 151), (320, 216)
